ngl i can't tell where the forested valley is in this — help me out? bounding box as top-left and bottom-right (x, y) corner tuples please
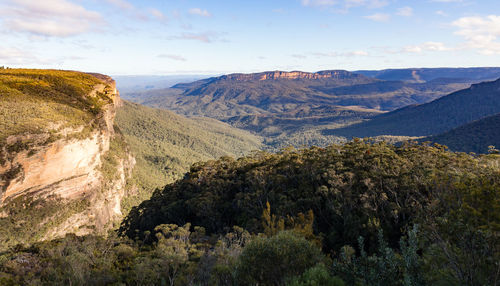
(1, 140), (498, 285)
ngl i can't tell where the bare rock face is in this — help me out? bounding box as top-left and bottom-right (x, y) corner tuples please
(219, 70), (363, 81)
(0, 74), (135, 240)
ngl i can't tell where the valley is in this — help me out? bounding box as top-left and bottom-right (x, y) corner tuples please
(2, 1), (499, 284)
(1, 67), (499, 285)
(121, 68), (500, 152)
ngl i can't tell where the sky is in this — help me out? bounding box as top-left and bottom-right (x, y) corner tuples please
(0, 0), (499, 75)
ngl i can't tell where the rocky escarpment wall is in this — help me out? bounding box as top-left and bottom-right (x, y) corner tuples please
(0, 74), (134, 239)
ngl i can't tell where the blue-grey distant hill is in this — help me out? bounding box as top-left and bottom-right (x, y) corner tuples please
(327, 78), (500, 138)
(422, 113), (500, 154)
(354, 67), (500, 82)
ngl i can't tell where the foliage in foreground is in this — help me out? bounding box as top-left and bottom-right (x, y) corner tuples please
(0, 141), (498, 285)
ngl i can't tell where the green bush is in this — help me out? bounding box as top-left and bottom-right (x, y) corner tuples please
(289, 264), (345, 286)
(235, 231), (324, 286)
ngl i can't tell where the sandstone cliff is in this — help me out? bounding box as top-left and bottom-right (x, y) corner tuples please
(220, 70), (365, 81)
(0, 70), (134, 246)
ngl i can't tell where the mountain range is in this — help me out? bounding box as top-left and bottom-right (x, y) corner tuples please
(121, 67), (500, 150)
(329, 78), (500, 138)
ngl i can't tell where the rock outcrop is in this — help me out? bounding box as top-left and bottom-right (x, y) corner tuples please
(219, 70), (364, 81)
(0, 73), (134, 241)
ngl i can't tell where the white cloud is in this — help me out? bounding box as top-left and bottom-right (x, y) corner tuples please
(312, 50), (369, 57)
(0, 47), (55, 65)
(396, 7), (413, 17)
(436, 10), (448, 17)
(452, 15), (500, 54)
(171, 32), (222, 43)
(157, 54), (186, 61)
(347, 50), (369, 56)
(301, 0), (388, 9)
(105, 0), (133, 10)
(188, 8), (212, 17)
(403, 41), (452, 53)
(149, 8), (166, 21)
(0, 0), (102, 37)
(364, 13), (390, 22)
(301, 0), (336, 7)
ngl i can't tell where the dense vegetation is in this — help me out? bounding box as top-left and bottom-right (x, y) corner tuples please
(121, 141), (499, 284)
(424, 113), (500, 153)
(120, 141), (498, 250)
(0, 69), (114, 144)
(1, 141), (497, 285)
(2, 69), (500, 285)
(115, 101), (262, 211)
(329, 78), (500, 138)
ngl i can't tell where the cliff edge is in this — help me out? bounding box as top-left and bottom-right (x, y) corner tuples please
(0, 69), (134, 247)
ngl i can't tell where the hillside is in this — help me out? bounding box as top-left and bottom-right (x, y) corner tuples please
(328, 78), (500, 138)
(124, 70), (481, 148)
(0, 69), (134, 248)
(423, 113), (500, 153)
(115, 101), (262, 210)
(137, 70), (474, 116)
(116, 141), (499, 285)
(355, 67), (500, 82)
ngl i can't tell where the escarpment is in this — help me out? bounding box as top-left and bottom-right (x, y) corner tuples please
(0, 70), (134, 246)
(218, 70), (368, 81)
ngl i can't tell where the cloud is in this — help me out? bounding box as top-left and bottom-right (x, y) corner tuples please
(292, 54), (307, 59)
(0, 47), (57, 65)
(104, 0), (133, 10)
(403, 41), (452, 53)
(0, 47), (34, 62)
(157, 54), (187, 61)
(301, 0), (388, 9)
(171, 31), (222, 43)
(149, 8), (166, 21)
(188, 8), (212, 17)
(364, 13), (390, 22)
(0, 0), (102, 37)
(312, 50), (369, 57)
(272, 8), (287, 14)
(431, 0), (463, 2)
(396, 7), (413, 17)
(301, 0), (336, 7)
(435, 10), (448, 16)
(452, 15), (500, 54)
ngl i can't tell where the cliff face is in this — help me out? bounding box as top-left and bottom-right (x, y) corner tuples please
(0, 72), (134, 243)
(219, 70), (363, 81)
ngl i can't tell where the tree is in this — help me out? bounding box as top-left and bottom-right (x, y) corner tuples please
(236, 231), (324, 286)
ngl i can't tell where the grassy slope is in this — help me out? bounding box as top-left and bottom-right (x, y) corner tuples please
(115, 101), (263, 210)
(0, 69), (113, 144)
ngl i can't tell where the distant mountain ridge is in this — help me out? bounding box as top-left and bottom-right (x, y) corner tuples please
(355, 67), (500, 82)
(328, 78), (500, 138)
(177, 70), (368, 83)
(123, 68), (500, 148)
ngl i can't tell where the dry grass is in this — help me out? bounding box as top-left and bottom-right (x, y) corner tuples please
(0, 69), (112, 143)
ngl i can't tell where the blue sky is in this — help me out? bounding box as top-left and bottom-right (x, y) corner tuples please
(0, 0), (499, 75)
